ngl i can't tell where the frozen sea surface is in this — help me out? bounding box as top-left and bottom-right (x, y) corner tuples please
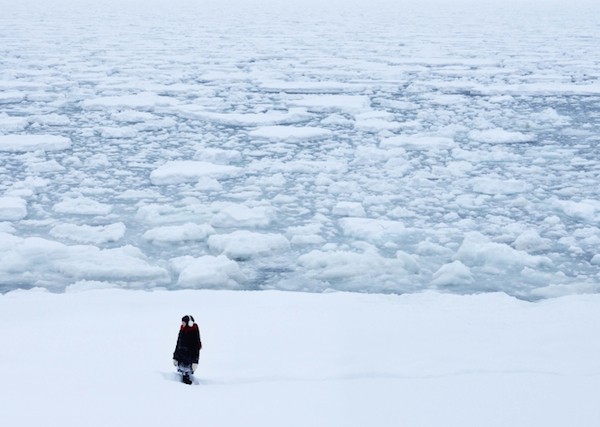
(1, 0), (599, 298)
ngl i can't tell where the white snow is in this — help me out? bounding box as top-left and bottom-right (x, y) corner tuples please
(7, 289), (595, 426)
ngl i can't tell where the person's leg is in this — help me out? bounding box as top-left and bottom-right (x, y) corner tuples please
(178, 362), (193, 384)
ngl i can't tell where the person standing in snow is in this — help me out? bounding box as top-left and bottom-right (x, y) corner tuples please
(173, 315), (202, 385)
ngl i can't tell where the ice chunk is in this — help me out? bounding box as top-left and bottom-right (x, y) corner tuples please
(111, 110), (157, 123)
(513, 230), (551, 253)
(116, 189), (161, 200)
(143, 223), (214, 244)
(81, 92), (176, 110)
(289, 95), (371, 112)
(211, 203), (276, 228)
(135, 203), (206, 226)
(431, 261), (474, 287)
(53, 197), (113, 216)
(259, 80), (366, 94)
(0, 197), (27, 221)
(0, 233), (169, 286)
(30, 114), (70, 126)
(339, 217), (406, 241)
(468, 128), (535, 144)
(65, 280), (118, 293)
(249, 126), (333, 140)
(49, 223), (126, 245)
(0, 91), (25, 104)
(472, 178), (533, 195)
(553, 199), (600, 222)
(0, 135), (72, 152)
(0, 114), (28, 132)
(99, 127), (138, 139)
(150, 161), (242, 185)
(395, 250), (420, 274)
(176, 107), (311, 126)
(332, 202), (366, 217)
(173, 255), (246, 289)
(455, 232), (552, 269)
(354, 118), (402, 132)
(194, 148), (242, 164)
(290, 234), (325, 246)
(380, 135), (456, 150)
(208, 230), (290, 260)
(297, 248), (409, 287)
(26, 159), (65, 174)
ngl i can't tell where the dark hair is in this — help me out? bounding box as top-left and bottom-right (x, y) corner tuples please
(181, 315), (195, 324)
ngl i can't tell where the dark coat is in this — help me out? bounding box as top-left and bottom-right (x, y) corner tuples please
(173, 324), (202, 365)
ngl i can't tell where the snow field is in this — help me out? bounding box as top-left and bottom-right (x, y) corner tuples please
(1, 289), (599, 427)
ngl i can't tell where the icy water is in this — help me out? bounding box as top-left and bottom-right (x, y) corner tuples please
(1, 0), (599, 298)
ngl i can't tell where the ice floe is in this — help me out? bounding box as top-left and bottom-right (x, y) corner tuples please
(0, 233), (169, 287)
(0, 197), (27, 221)
(53, 197), (113, 216)
(150, 161), (243, 185)
(0, 135), (71, 152)
(171, 254), (246, 289)
(468, 129), (536, 144)
(208, 230), (290, 260)
(49, 223), (127, 245)
(81, 92), (177, 110)
(143, 223), (215, 244)
(249, 126), (333, 141)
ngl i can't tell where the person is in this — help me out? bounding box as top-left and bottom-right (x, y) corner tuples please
(173, 315), (202, 385)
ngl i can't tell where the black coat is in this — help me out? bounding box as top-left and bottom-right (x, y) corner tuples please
(173, 324), (202, 364)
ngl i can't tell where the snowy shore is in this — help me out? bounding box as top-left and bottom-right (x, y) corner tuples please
(1, 289), (599, 426)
